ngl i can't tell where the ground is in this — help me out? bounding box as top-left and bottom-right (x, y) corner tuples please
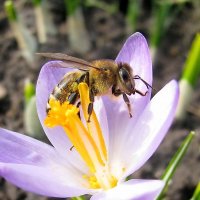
(0, 1), (199, 200)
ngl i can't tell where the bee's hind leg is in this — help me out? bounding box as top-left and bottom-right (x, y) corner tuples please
(68, 92), (78, 104)
(68, 92), (81, 118)
(69, 101), (81, 151)
(87, 89), (95, 122)
(68, 93), (80, 151)
(76, 101), (81, 119)
(76, 71), (92, 122)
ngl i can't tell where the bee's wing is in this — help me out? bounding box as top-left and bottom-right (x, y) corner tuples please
(37, 53), (101, 71)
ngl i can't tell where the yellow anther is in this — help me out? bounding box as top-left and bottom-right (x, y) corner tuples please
(44, 99), (79, 127)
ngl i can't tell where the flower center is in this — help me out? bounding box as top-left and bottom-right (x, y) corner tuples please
(44, 83), (117, 190)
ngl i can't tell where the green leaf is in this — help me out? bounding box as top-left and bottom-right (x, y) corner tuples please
(4, 0), (17, 21)
(32, 0), (42, 6)
(191, 182), (200, 200)
(71, 196), (86, 200)
(182, 34), (200, 87)
(64, 0), (81, 16)
(24, 80), (35, 105)
(157, 131), (195, 200)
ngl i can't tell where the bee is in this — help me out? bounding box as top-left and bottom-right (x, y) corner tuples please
(38, 53), (152, 121)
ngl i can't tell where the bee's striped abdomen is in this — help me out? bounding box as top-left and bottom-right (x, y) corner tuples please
(46, 72), (83, 113)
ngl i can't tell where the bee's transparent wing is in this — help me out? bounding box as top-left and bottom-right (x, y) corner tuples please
(37, 53), (101, 71)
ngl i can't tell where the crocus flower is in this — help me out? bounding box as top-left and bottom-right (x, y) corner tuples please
(0, 32), (179, 199)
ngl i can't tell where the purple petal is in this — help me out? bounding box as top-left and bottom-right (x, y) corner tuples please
(36, 61), (88, 170)
(0, 128), (58, 165)
(0, 163), (92, 198)
(103, 33), (152, 162)
(122, 80), (179, 178)
(91, 179), (164, 200)
(36, 61), (72, 151)
(0, 128), (95, 196)
(116, 32), (152, 90)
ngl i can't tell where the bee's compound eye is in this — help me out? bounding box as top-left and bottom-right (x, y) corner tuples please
(119, 68), (129, 82)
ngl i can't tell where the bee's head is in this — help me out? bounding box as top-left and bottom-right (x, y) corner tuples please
(117, 62), (135, 95)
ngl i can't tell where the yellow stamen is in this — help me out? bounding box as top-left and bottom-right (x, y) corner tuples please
(78, 83), (107, 162)
(44, 83), (117, 189)
(45, 99), (103, 173)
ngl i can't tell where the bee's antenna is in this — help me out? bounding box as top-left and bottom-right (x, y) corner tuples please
(133, 75), (155, 91)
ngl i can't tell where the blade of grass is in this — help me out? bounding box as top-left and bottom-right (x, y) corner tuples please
(157, 131), (196, 200)
(190, 182), (200, 200)
(182, 33), (200, 87)
(175, 33), (200, 120)
(71, 196), (86, 200)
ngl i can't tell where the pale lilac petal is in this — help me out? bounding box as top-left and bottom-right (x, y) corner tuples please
(0, 128), (94, 192)
(36, 61), (87, 171)
(103, 33), (152, 164)
(122, 80), (179, 178)
(0, 128), (59, 165)
(91, 179), (164, 200)
(116, 32), (152, 91)
(0, 163), (93, 198)
(36, 61), (73, 152)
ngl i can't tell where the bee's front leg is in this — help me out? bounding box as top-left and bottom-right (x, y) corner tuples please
(134, 89), (148, 96)
(112, 85), (132, 118)
(122, 93), (132, 118)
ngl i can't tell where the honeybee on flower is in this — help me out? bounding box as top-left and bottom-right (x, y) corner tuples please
(0, 33), (179, 200)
